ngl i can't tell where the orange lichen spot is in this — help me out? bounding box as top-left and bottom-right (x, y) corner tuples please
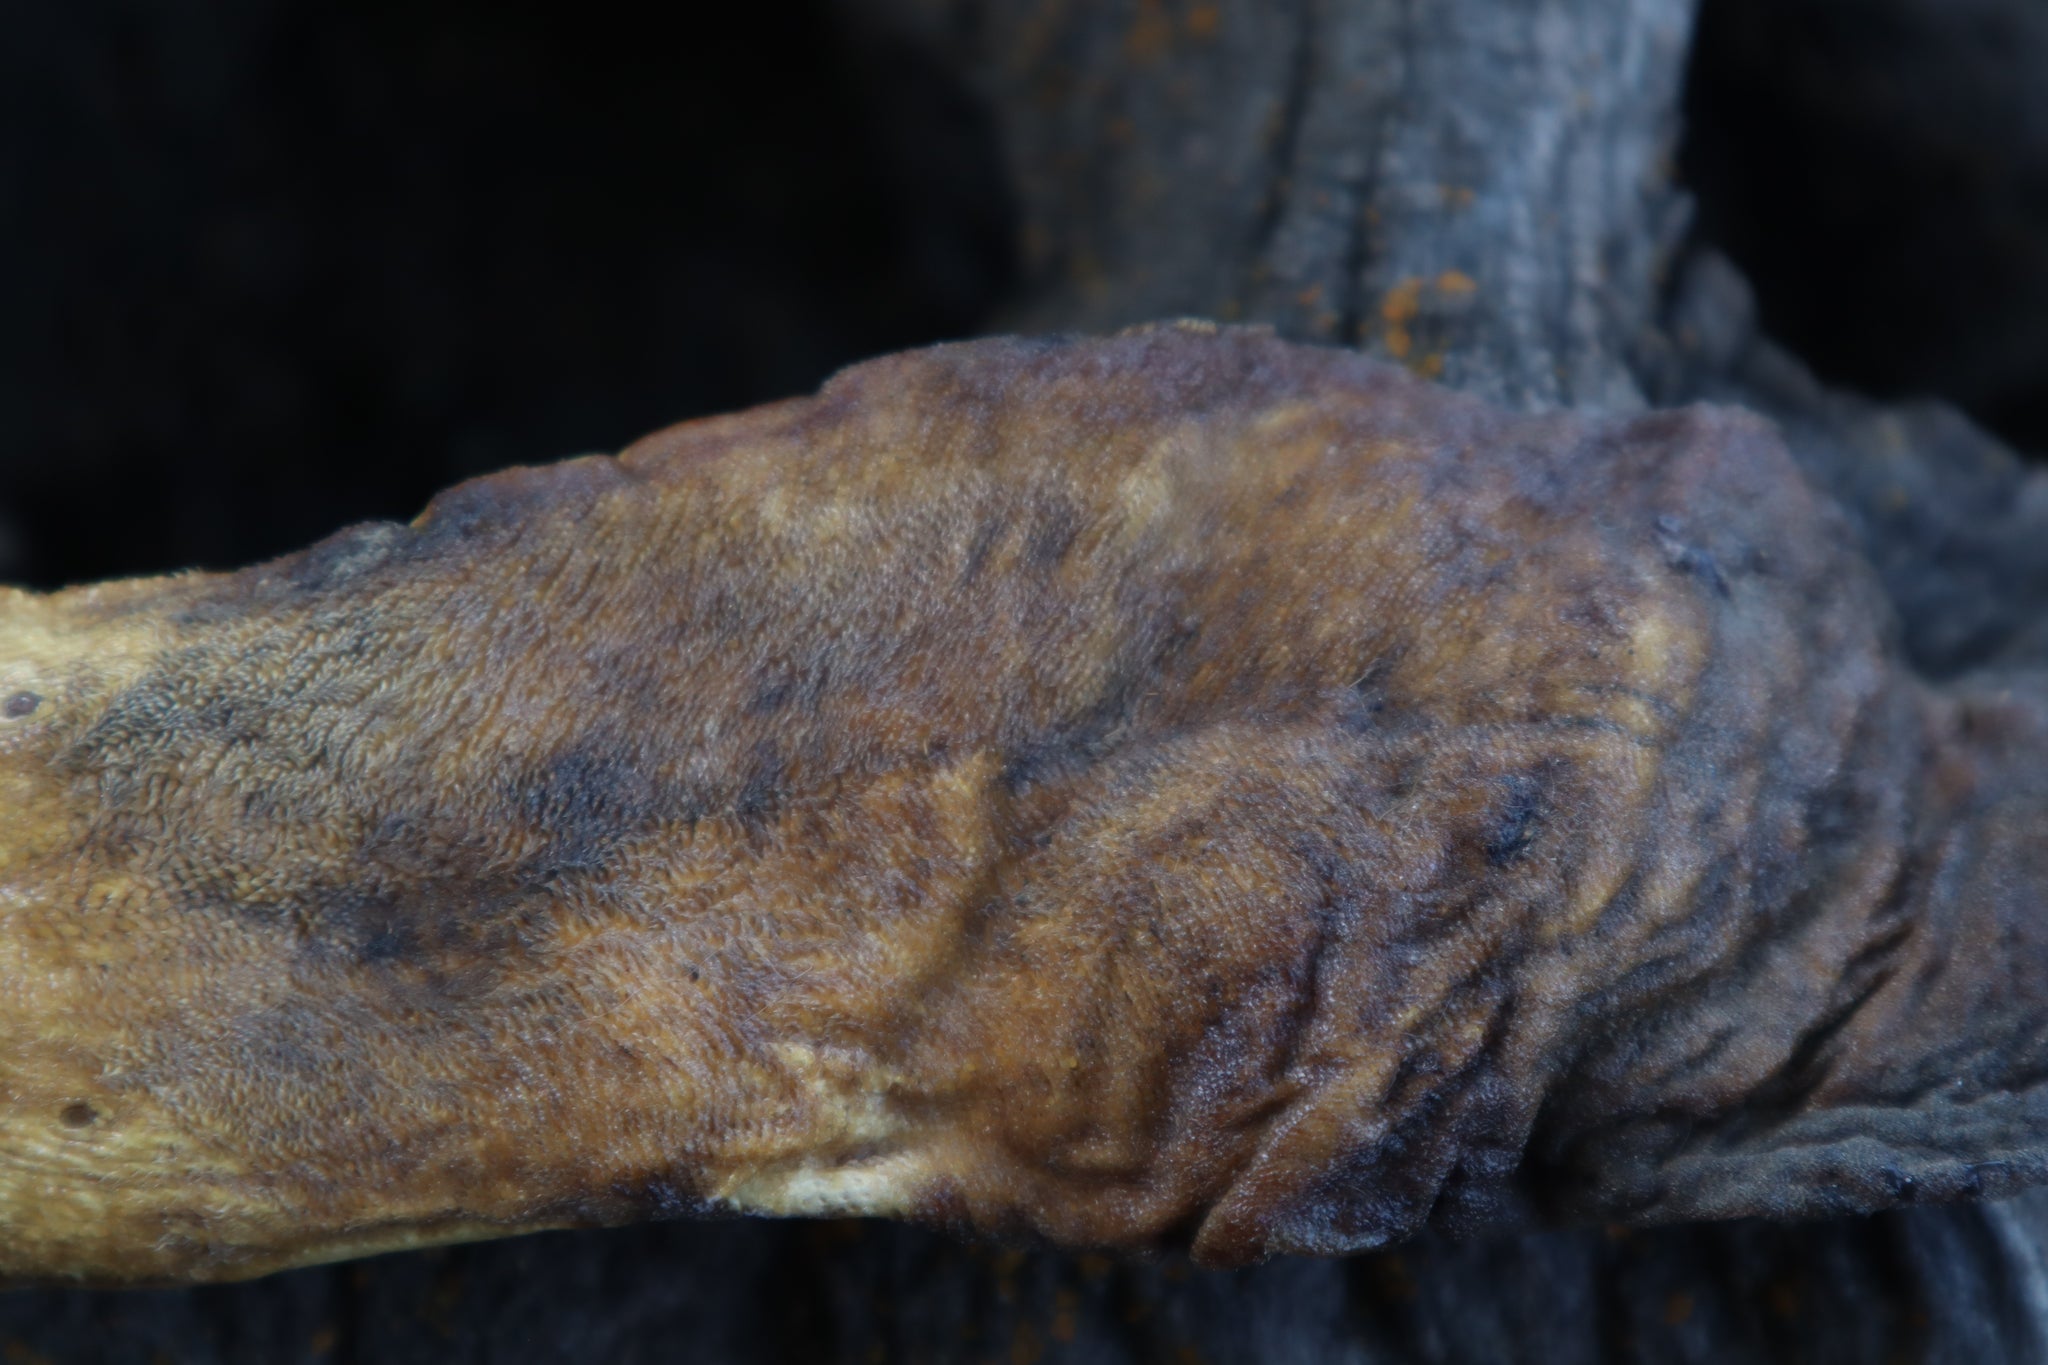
(1435, 268), (1477, 295)
(1381, 276), (1423, 359)
(1186, 4), (1220, 40)
(1296, 284), (1324, 309)
(1663, 1292), (1695, 1327)
(1381, 278), (1422, 323)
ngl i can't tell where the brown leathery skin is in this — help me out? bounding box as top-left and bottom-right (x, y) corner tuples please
(0, 322), (2042, 1282)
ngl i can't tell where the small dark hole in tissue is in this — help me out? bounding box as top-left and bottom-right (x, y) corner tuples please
(59, 1102), (96, 1128)
(3, 691), (39, 719)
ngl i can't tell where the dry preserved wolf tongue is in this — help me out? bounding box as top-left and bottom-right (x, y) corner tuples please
(1, 323), (2042, 1283)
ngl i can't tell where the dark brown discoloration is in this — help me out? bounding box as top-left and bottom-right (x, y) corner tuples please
(0, 324), (2041, 1282)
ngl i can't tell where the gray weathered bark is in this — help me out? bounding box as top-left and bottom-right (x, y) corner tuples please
(866, 0), (1692, 409)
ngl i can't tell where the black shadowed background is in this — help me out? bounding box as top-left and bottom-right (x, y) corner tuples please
(4, 0), (2048, 1361)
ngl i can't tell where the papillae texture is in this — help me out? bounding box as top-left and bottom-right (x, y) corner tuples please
(1, 324), (2043, 1284)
